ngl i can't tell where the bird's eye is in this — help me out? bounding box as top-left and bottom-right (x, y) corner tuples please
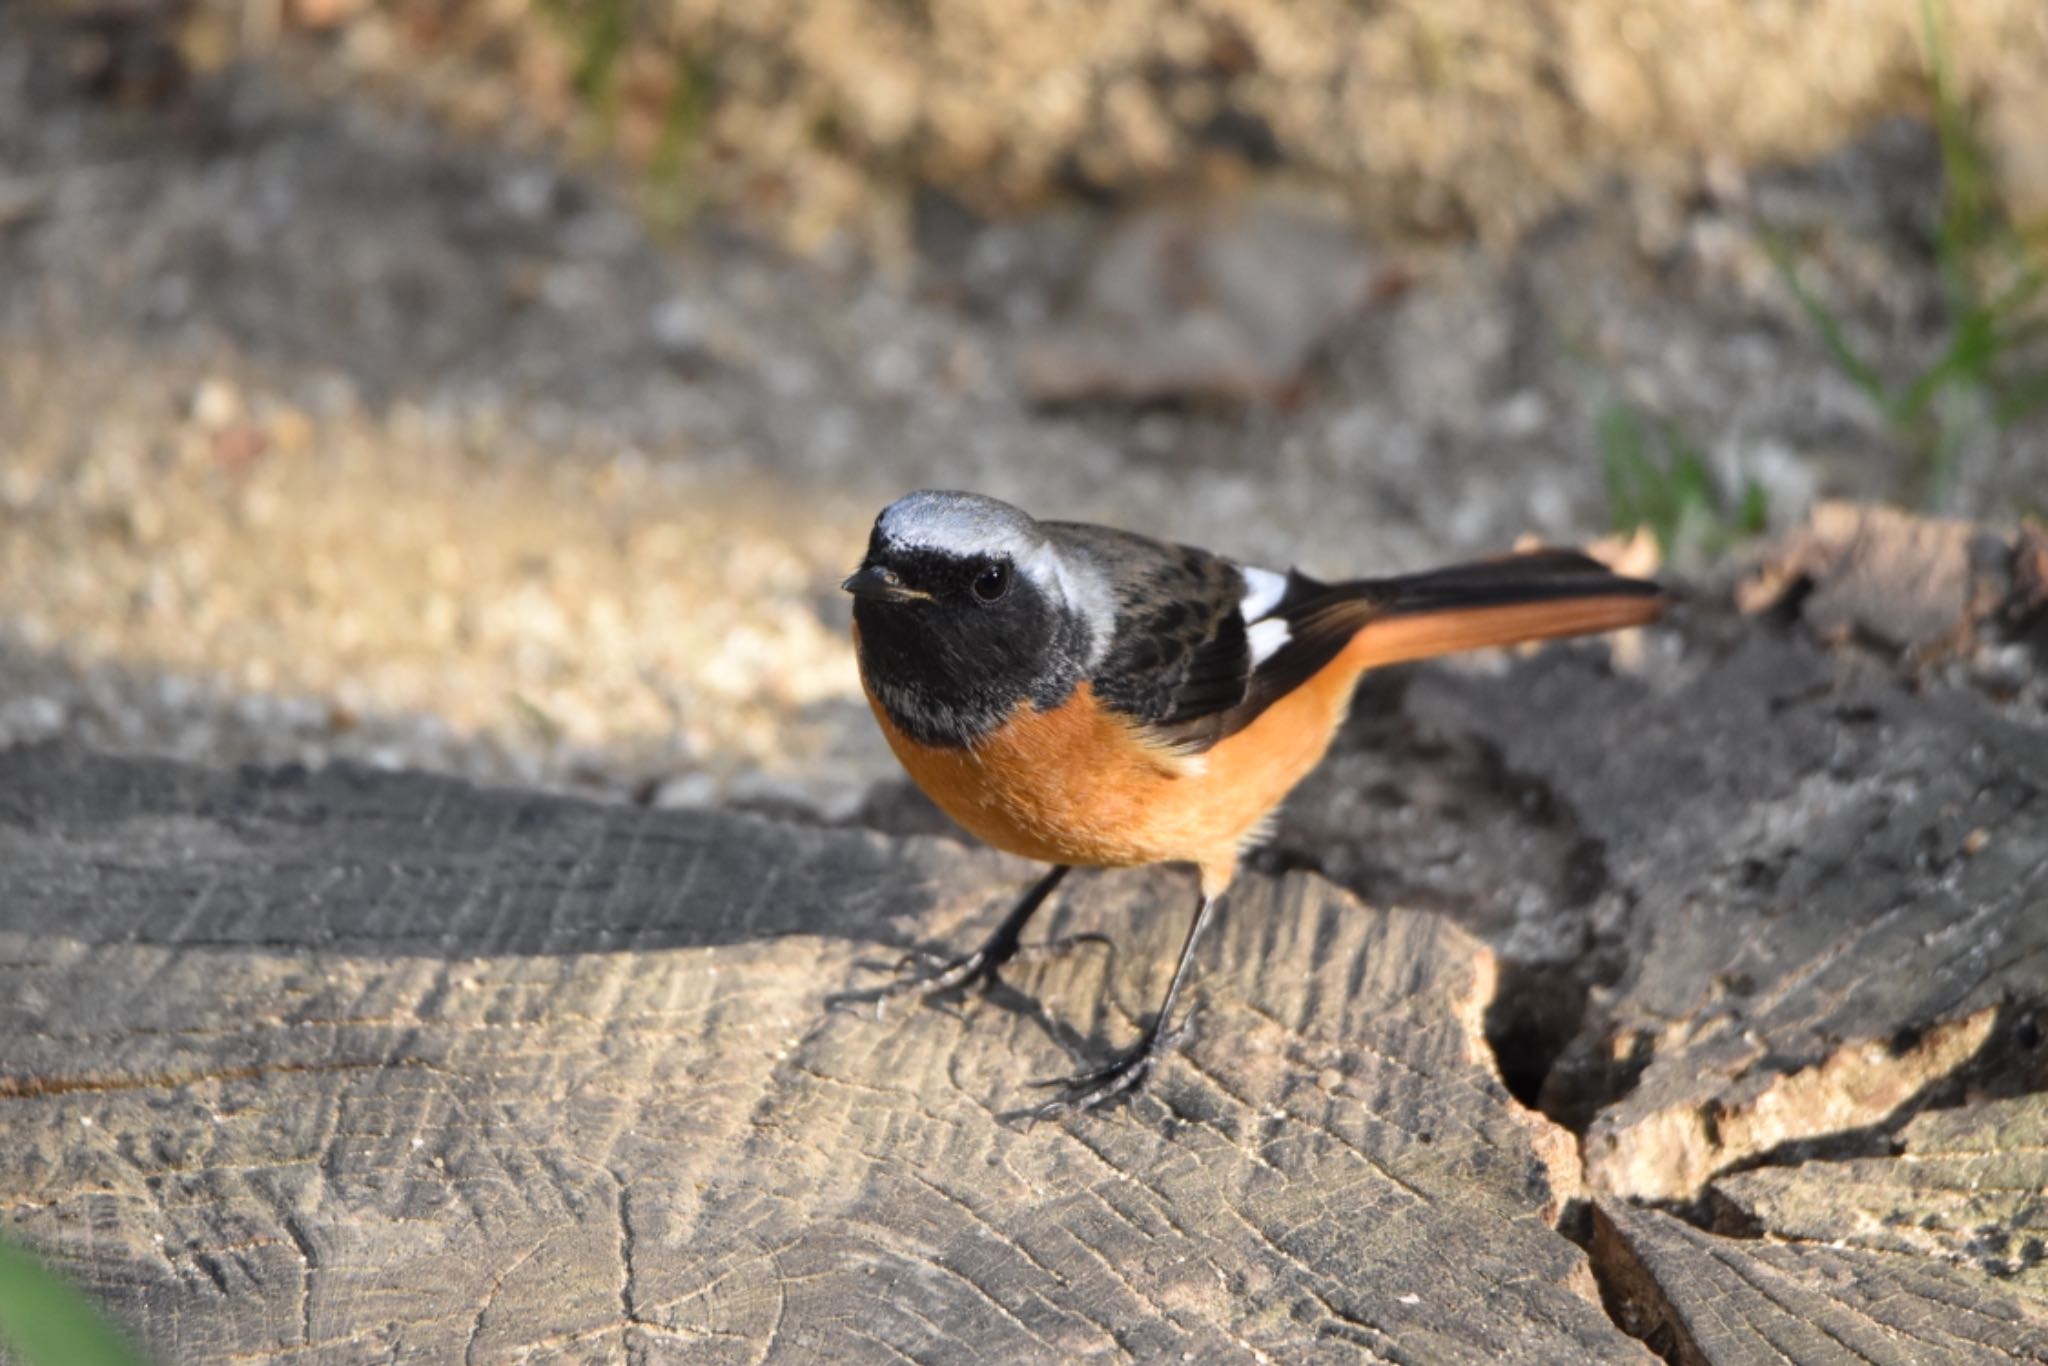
(972, 561), (1011, 603)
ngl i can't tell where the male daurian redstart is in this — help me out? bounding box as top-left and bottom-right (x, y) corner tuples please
(841, 490), (1663, 1117)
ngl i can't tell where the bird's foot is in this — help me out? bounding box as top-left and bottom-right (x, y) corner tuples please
(882, 944), (1004, 997)
(1022, 1011), (1194, 1121)
(826, 933), (1112, 1013)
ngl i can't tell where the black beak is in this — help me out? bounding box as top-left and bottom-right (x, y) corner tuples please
(841, 564), (926, 603)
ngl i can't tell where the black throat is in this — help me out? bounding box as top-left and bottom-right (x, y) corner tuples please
(852, 571), (1094, 748)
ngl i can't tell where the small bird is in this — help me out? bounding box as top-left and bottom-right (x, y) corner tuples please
(842, 490), (1662, 1116)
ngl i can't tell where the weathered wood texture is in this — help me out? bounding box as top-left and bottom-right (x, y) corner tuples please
(5, 505), (2047, 1363)
(0, 746), (1635, 1363)
(1714, 1093), (2048, 1306)
(1593, 1199), (2048, 1364)
(1281, 505), (2048, 1205)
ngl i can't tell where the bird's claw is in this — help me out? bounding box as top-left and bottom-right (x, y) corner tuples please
(831, 932), (1116, 1017)
(897, 949), (1000, 997)
(822, 949), (993, 1016)
(1025, 1048), (1157, 1121)
(1022, 1013), (1195, 1122)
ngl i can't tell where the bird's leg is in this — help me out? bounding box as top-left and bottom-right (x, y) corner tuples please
(841, 865), (1084, 1006)
(1030, 886), (1220, 1118)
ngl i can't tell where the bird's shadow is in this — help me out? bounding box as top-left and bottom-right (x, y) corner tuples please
(822, 930), (1144, 1121)
(0, 742), (1000, 961)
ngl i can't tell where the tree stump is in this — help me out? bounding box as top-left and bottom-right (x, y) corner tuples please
(1, 747), (1632, 1362)
(5, 505), (2048, 1362)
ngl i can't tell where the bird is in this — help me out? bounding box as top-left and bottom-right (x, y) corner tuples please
(840, 489), (1663, 1117)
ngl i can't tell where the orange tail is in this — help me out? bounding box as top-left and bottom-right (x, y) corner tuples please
(1338, 593), (1661, 670)
(1321, 548), (1664, 671)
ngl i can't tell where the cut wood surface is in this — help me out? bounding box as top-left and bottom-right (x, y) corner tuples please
(1592, 1199), (2048, 1364)
(0, 746), (1635, 1363)
(1714, 1093), (2048, 1305)
(1297, 508), (2048, 1206)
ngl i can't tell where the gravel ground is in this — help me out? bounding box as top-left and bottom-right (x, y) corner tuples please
(2, 15), (2044, 817)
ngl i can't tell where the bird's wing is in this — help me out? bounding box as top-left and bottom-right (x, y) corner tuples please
(1042, 521), (1267, 754)
(1050, 523), (1663, 756)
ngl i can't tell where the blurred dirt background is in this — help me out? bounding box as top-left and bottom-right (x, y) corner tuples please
(1, 0), (2045, 818)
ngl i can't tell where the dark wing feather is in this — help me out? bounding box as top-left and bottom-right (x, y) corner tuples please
(1041, 521), (1254, 750)
(1044, 526), (1660, 757)
(1227, 570), (1372, 718)
(1233, 548), (1661, 728)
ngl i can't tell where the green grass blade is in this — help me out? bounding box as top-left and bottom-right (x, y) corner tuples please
(1738, 481), (1771, 536)
(1599, 403), (1646, 534)
(1764, 234), (1891, 409)
(1891, 304), (2000, 423)
(0, 1239), (145, 1366)
(1987, 265), (2045, 317)
(1994, 372), (2048, 424)
(646, 51), (709, 230)
(1923, 0), (1994, 303)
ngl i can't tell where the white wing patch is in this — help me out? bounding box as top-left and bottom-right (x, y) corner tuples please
(1242, 566), (1291, 665)
(1247, 617), (1291, 666)
(1239, 565), (1288, 622)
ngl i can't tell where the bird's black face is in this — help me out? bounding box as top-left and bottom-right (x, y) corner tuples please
(845, 527), (1090, 748)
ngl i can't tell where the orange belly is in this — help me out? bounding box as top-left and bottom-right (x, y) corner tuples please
(861, 663), (1361, 896)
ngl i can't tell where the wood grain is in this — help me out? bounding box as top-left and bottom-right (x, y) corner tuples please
(0, 746), (1635, 1363)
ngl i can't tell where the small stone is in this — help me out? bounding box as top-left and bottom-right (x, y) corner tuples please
(191, 378), (242, 431)
(650, 297), (709, 359)
(654, 772), (720, 809)
(0, 695), (66, 739)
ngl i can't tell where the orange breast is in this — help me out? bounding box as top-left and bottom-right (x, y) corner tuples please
(860, 659), (1362, 896)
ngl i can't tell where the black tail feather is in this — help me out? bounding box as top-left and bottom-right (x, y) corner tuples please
(1365, 549), (1662, 618)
